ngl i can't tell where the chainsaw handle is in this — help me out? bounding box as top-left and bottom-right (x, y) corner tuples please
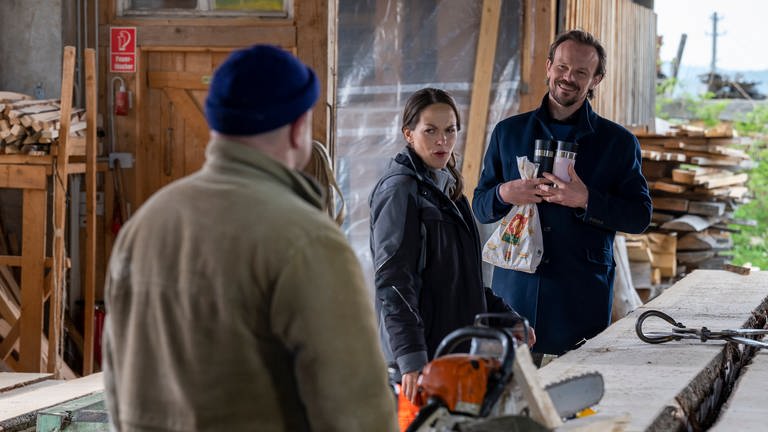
(434, 327), (515, 371)
(474, 312), (530, 347)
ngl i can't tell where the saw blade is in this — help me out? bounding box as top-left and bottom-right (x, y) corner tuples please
(544, 371), (604, 419)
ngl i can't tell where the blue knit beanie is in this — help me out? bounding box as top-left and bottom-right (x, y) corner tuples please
(205, 45), (319, 135)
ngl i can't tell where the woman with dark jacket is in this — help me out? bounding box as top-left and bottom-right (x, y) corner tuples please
(369, 88), (532, 410)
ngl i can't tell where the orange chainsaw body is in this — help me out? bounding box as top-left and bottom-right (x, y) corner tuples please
(417, 353), (501, 416)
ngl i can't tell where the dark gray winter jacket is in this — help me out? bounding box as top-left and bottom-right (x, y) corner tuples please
(370, 147), (511, 381)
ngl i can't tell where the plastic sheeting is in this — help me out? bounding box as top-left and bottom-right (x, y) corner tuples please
(336, 0), (523, 289)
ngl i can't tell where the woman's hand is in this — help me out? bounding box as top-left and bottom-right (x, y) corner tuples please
(512, 323), (537, 348)
(401, 371), (420, 403)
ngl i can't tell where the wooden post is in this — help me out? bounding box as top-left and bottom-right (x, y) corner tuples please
(461, 0), (502, 203)
(83, 48), (97, 375)
(518, 0), (557, 113)
(19, 188), (47, 372)
(296, 0), (331, 151)
(48, 46), (76, 376)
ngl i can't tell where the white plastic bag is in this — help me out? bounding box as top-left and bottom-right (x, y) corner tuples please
(482, 156), (544, 273)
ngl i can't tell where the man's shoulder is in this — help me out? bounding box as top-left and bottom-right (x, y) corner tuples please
(593, 113), (636, 140)
(497, 109), (536, 128)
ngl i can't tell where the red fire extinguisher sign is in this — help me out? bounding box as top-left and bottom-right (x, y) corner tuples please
(110, 27), (137, 73)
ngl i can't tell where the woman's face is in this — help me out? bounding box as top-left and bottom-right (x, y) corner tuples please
(403, 103), (458, 169)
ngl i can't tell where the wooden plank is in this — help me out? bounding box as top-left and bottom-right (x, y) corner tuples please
(650, 180), (688, 194)
(19, 189), (46, 372)
(647, 232), (677, 277)
(676, 250), (716, 264)
(296, 0), (331, 146)
(0, 165), (47, 190)
(519, 0), (557, 113)
(47, 46), (76, 377)
(147, 71), (211, 91)
(512, 345), (562, 429)
(0, 281), (19, 325)
(539, 270), (768, 432)
(660, 214), (718, 232)
(100, 24), (296, 48)
(461, 0), (502, 203)
(677, 232), (732, 251)
(0, 92), (31, 102)
(651, 197), (688, 212)
(0, 373), (103, 423)
(700, 173), (748, 189)
(0, 373), (52, 393)
(82, 48), (97, 376)
(687, 201), (726, 217)
(0, 321), (20, 361)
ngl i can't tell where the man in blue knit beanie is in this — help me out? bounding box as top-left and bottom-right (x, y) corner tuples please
(103, 45), (398, 432)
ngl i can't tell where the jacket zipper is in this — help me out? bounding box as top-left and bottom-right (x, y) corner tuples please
(391, 285), (422, 326)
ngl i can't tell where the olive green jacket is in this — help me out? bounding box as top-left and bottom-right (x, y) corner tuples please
(103, 137), (396, 431)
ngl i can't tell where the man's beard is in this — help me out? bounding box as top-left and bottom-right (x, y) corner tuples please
(550, 79), (581, 107)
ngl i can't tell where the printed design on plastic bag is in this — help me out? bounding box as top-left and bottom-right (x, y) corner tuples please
(481, 156), (544, 274)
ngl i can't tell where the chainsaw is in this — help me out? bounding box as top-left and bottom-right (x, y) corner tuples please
(405, 314), (604, 431)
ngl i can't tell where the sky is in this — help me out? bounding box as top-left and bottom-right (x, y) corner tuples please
(655, 0), (767, 71)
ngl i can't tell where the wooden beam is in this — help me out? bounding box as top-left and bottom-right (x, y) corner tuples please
(19, 189), (46, 372)
(47, 46), (76, 376)
(519, 0), (556, 113)
(100, 25), (296, 48)
(0, 321), (20, 361)
(83, 48), (97, 376)
(461, 0), (502, 202)
(0, 166), (48, 190)
(148, 71), (211, 91)
(296, 0), (331, 148)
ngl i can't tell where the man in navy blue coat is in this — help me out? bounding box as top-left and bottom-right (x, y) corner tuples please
(473, 30), (652, 356)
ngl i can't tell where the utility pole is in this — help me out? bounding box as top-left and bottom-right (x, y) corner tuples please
(672, 33), (687, 80)
(709, 12), (724, 74)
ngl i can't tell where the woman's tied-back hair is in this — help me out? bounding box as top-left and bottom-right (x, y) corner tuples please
(401, 88), (464, 201)
(547, 29), (607, 100)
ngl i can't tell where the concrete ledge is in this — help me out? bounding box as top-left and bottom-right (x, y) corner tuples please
(538, 270), (768, 432)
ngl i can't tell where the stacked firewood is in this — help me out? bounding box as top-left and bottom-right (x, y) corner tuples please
(0, 92), (85, 155)
(623, 125), (754, 300)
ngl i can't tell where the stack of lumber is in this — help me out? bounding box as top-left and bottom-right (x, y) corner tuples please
(0, 92), (85, 156)
(624, 128), (754, 300)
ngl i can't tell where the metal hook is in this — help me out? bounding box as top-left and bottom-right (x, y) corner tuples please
(635, 309), (687, 344)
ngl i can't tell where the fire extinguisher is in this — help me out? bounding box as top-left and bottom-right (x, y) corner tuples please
(115, 82), (129, 116)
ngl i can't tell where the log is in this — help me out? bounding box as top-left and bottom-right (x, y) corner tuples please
(538, 270), (768, 432)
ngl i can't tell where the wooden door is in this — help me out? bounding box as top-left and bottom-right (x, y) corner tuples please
(138, 48), (231, 205)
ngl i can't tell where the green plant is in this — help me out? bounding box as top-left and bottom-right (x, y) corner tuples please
(684, 92), (730, 127)
(730, 136), (768, 269)
(734, 104), (768, 135)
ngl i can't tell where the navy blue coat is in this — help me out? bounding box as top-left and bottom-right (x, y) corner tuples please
(472, 96), (652, 355)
